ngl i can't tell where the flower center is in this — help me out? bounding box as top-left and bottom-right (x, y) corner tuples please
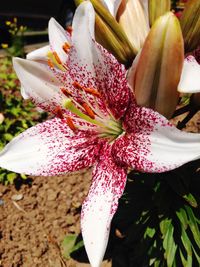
(63, 98), (123, 141)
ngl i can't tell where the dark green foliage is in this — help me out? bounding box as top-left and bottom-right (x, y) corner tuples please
(111, 160), (200, 267)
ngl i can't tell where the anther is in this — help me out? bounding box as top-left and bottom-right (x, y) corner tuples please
(72, 81), (83, 90)
(83, 87), (101, 98)
(82, 103), (95, 119)
(66, 116), (76, 131)
(61, 88), (72, 97)
(53, 52), (62, 65)
(66, 26), (73, 36)
(54, 106), (64, 119)
(47, 59), (54, 69)
(62, 42), (71, 54)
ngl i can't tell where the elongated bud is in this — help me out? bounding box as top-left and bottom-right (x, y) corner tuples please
(75, 0), (136, 66)
(180, 0), (200, 52)
(132, 12), (184, 119)
(116, 0), (149, 52)
(149, 0), (171, 26)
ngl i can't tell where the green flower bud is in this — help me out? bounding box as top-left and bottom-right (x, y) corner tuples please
(133, 12), (184, 119)
(149, 0), (171, 26)
(180, 0), (200, 52)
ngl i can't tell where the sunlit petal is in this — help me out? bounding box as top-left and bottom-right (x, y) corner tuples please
(81, 144), (127, 267)
(112, 103), (200, 172)
(13, 57), (63, 112)
(26, 45), (50, 62)
(178, 56), (200, 93)
(48, 18), (71, 63)
(101, 0), (122, 16)
(0, 118), (100, 176)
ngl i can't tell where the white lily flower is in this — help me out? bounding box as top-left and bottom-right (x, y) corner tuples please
(0, 2), (200, 267)
(178, 55), (200, 93)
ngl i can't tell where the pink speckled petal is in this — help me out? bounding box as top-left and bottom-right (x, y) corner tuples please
(48, 18), (71, 64)
(113, 103), (200, 172)
(178, 56), (200, 93)
(70, 2), (130, 119)
(0, 118), (100, 176)
(13, 57), (63, 112)
(101, 0), (122, 17)
(81, 143), (127, 267)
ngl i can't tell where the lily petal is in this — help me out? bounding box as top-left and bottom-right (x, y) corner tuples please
(112, 103), (200, 172)
(0, 118), (100, 176)
(81, 143), (127, 267)
(13, 57), (63, 112)
(101, 0), (122, 17)
(26, 45), (50, 62)
(48, 18), (71, 63)
(139, 0), (149, 20)
(71, 1), (96, 76)
(178, 56), (200, 93)
(70, 2), (130, 119)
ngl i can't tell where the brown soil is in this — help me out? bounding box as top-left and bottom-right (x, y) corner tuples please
(0, 170), (111, 267)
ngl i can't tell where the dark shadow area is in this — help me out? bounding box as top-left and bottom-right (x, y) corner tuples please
(14, 176), (33, 191)
(70, 159), (200, 266)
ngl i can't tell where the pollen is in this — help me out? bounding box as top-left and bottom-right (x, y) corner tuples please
(62, 42), (71, 54)
(72, 81), (83, 90)
(66, 116), (76, 131)
(66, 26), (73, 36)
(54, 106), (64, 119)
(83, 87), (101, 98)
(61, 88), (72, 97)
(82, 103), (95, 119)
(53, 52), (62, 65)
(47, 59), (54, 69)
(72, 82), (101, 97)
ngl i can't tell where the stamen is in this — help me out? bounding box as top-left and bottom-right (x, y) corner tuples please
(83, 87), (101, 98)
(54, 106), (64, 119)
(73, 82), (101, 98)
(63, 98), (103, 127)
(66, 26), (73, 36)
(53, 52), (62, 65)
(62, 42), (71, 54)
(66, 116), (76, 131)
(72, 81), (83, 90)
(47, 59), (54, 69)
(82, 103), (95, 119)
(61, 87), (72, 97)
(47, 51), (66, 71)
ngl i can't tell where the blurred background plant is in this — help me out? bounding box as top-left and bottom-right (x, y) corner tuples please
(0, 57), (47, 184)
(1, 17), (27, 58)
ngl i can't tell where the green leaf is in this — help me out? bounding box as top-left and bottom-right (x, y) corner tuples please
(62, 234), (84, 259)
(164, 223), (177, 267)
(7, 172), (17, 183)
(183, 194), (198, 208)
(185, 206), (200, 248)
(176, 208), (188, 230)
(181, 228), (192, 267)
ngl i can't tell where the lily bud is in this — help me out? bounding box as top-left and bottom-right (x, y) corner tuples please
(75, 0), (136, 66)
(180, 0), (200, 52)
(148, 0), (171, 26)
(116, 0), (149, 52)
(132, 12), (184, 119)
